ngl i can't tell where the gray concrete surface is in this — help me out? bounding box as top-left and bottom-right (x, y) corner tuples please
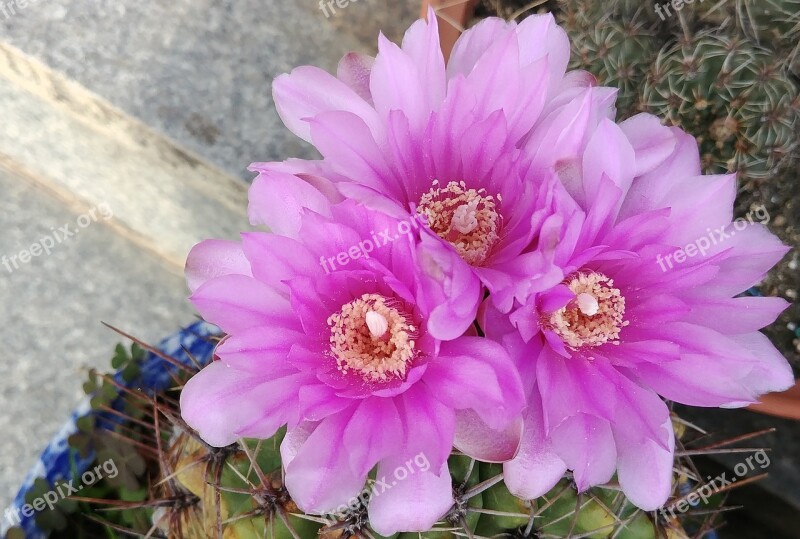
(0, 0), (419, 180)
(0, 0), (419, 513)
(0, 165), (196, 509)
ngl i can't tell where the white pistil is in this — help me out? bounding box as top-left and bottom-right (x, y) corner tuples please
(366, 310), (389, 339)
(576, 293), (600, 317)
(451, 200), (480, 234)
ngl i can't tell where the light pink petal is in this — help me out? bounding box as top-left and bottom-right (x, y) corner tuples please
(397, 383), (456, 471)
(309, 111), (407, 202)
(337, 52), (375, 104)
(371, 33), (430, 134)
(190, 274), (298, 334)
(297, 384), (352, 422)
(726, 331), (795, 398)
(681, 224), (789, 298)
(550, 413), (617, 492)
(402, 8), (446, 112)
(185, 239), (251, 294)
(453, 408), (523, 462)
(681, 296), (790, 333)
(343, 398), (404, 477)
(272, 65), (381, 143)
(215, 325), (305, 373)
(240, 232), (322, 288)
(248, 171), (333, 238)
(660, 174), (737, 247)
(504, 389), (568, 500)
(515, 14), (571, 98)
(619, 127), (702, 220)
(416, 232), (482, 340)
(284, 408), (367, 514)
(447, 17), (515, 79)
(426, 337), (525, 430)
(619, 113), (677, 177)
(368, 458), (453, 536)
(614, 417), (675, 511)
(180, 361), (305, 447)
(580, 118), (636, 210)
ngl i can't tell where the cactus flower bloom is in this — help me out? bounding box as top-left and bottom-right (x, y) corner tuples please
(260, 9), (579, 339)
(180, 185), (525, 534)
(482, 109), (794, 510)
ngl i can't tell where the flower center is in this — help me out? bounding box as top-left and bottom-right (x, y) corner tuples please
(417, 180), (502, 266)
(327, 293), (417, 382)
(547, 272), (628, 349)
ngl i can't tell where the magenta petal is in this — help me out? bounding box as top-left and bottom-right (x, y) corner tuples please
(368, 458), (453, 536)
(619, 113), (677, 177)
(337, 52), (375, 104)
(416, 233), (482, 340)
(453, 409), (523, 462)
(401, 8), (446, 113)
(185, 239), (251, 294)
(240, 232), (323, 288)
(284, 408), (367, 514)
(180, 361), (304, 447)
(447, 17), (514, 80)
(272, 65), (381, 143)
(396, 383), (456, 471)
(215, 325), (305, 373)
(504, 388), (567, 500)
(371, 33), (431, 134)
(614, 417), (675, 511)
(426, 337), (525, 430)
(248, 170), (334, 238)
(343, 398), (404, 477)
(550, 413), (617, 492)
(190, 274), (297, 334)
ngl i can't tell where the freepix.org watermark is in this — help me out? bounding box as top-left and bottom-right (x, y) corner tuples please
(318, 0), (360, 18)
(656, 205), (769, 272)
(4, 459), (119, 526)
(321, 452), (431, 522)
(2, 203), (113, 274)
(319, 214), (429, 274)
(654, 0), (707, 21)
(659, 449), (770, 521)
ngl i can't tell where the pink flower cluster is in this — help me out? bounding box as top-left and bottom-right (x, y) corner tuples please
(180, 10), (793, 535)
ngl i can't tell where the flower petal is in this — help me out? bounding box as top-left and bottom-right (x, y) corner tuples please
(180, 361), (306, 447)
(185, 239), (251, 294)
(368, 458), (453, 536)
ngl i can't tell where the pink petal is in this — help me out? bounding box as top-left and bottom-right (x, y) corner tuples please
(180, 361), (305, 447)
(550, 413), (617, 492)
(190, 274), (298, 334)
(248, 170), (334, 238)
(416, 232), (482, 340)
(447, 17), (515, 80)
(272, 65), (381, 143)
(337, 52), (375, 104)
(453, 408), (523, 462)
(614, 417), (675, 511)
(396, 383), (456, 472)
(284, 408), (367, 514)
(240, 232), (322, 288)
(426, 337), (525, 430)
(215, 325), (306, 373)
(504, 389), (568, 500)
(185, 239), (251, 294)
(368, 458), (453, 536)
(343, 398), (404, 477)
(619, 113), (677, 177)
(309, 111), (407, 202)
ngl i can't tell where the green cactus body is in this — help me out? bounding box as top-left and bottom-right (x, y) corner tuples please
(642, 32), (799, 180)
